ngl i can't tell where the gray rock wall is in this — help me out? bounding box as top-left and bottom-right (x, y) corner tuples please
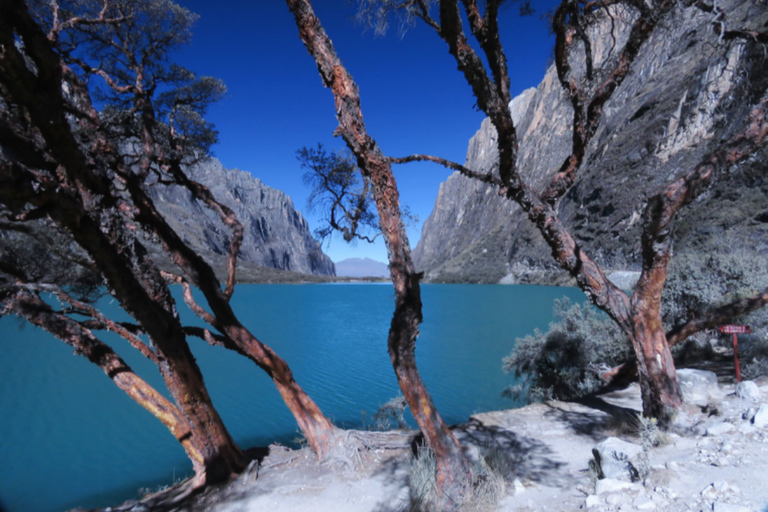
(150, 158), (335, 276)
(413, 0), (768, 284)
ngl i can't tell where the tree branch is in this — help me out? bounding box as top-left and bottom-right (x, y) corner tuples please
(387, 153), (503, 186)
(667, 288), (768, 346)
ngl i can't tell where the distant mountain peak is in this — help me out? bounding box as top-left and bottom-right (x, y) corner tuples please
(334, 257), (389, 278)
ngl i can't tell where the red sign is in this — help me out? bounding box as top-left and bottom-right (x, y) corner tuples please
(718, 325), (751, 334)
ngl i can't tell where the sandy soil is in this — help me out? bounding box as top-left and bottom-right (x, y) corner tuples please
(101, 375), (768, 512)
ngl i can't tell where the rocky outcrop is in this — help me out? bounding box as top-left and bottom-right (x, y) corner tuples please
(149, 158), (335, 277)
(413, 0), (768, 284)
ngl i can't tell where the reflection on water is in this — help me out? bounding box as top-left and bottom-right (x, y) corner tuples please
(0, 283), (583, 512)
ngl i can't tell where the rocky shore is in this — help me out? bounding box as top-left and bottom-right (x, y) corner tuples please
(89, 372), (768, 512)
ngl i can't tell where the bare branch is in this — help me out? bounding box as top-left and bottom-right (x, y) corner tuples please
(161, 271), (216, 325)
(542, 0), (676, 204)
(3, 286), (201, 463)
(667, 288), (768, 346)
(387, 153), (502, 186)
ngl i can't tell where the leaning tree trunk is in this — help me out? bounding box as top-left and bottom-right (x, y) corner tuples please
(285, 0), (472, 507)
(54, 198), (248, 484)
(0, 2), (247, 482)
(123, 172), (340, 459)
(6, 288), (209, 476)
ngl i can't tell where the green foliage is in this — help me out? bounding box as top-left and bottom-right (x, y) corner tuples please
(298, 144), (380, 243)
(743, 357), (768, 380)
(502, 298), (631, 403)
(503, 249), (768, 404)
(0, 226), (103, 304)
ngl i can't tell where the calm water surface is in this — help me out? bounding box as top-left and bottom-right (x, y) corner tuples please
(0, 284), (583, 512)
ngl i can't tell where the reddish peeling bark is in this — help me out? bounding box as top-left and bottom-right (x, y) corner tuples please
(3, 0), (339, 464)
(5, 287), (207, 475)
(0, 0), (247, 483)
(124, 173), (339, 458)
(398, 0), (766, 423)
(286, 0), (471, 507)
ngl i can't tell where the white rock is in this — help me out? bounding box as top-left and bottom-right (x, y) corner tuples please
(605, 493), (626, 506)
(706, 421), (735, 436)
(738, 423), (756, 435)
(753, 404), (768, 428)
(713, 502), (753, 512)
(513, 478), (525, 494)
(593, 437), (643, 481)
(678, 369), (723, 407)
(633, 495), (656, 510)
(736, 381), (762, 401)
(607, 271), (640, 290)
(714, 480), (738, 493)
(595, 478), (639, 495)
(585, 494), (602, 508)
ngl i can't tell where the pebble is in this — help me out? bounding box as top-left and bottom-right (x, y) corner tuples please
(585, 494), (602, 508)
(633, 495), (656, 510)
(595, 478), (639, 495)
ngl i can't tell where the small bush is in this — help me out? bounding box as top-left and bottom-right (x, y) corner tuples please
(742, 357), (768, 380)
(503, 298), (631, 403)
(371, 394), (408, 431)
(403, 444), (513, 512)
(664, 248), (768, 373)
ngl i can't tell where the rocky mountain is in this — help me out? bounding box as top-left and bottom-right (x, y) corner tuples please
(334, 257), (390, 278)
(413, 0), (768, 284)
(149, 158), (335, 279)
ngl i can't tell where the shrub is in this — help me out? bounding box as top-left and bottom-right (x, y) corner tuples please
(662, 248), (768, 331)
(403, 444), (513, 512)
(371, 394), (408, 431)
(664, 248), (768, 376)
(503, 298), (631, 403)
(504, 247), (768, 403)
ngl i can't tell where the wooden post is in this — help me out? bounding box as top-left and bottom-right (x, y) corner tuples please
(718, 325), (751, 383)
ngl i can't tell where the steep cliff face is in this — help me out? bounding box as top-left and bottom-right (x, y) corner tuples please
(413, 0), (768, 284)
(149, 158), (335, 277)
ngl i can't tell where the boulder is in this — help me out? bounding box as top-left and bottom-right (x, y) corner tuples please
(592, 437), (643, 481)
(595, 478), (640, 495)
(677, 369), (722, 407)
(735, 381), (761, 401)
(706, 422), (735, 437)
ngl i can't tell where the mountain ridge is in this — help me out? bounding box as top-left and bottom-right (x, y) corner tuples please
(148, 157), (336, 280)
(413, 0), (768, 284)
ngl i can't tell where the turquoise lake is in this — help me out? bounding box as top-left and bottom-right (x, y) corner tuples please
(0, 283), (584, 512)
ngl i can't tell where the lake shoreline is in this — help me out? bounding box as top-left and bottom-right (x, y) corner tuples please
(84, 374), (768, 512)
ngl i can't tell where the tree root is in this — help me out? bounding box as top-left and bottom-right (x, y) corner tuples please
(319, 428), (416, 470)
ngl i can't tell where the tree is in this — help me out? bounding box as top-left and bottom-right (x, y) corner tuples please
(286, 1), (472, 509)
(352, 0), (768, 425)
(288, 0), (766, 504)
(298, 144), (380, 243)
(0, 0), (340, 490)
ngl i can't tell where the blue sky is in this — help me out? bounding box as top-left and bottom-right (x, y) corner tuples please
(173, 0), (558, 263)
